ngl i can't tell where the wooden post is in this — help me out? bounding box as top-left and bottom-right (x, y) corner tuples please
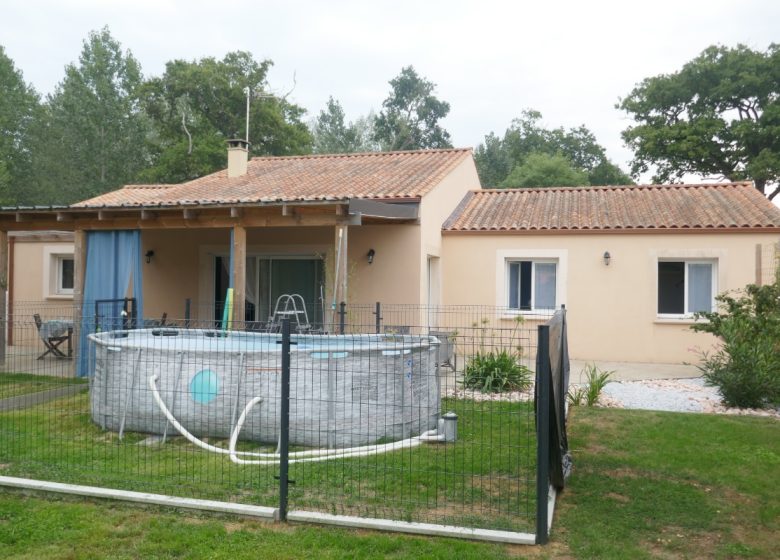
(755, 244), (762, 286)
(0, 230), (7, 364)
(332, 224), (348, 329)
(232, 225), (246, 326)
(71, 230), (87, 377)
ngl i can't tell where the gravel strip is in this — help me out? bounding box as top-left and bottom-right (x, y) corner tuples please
(442, 377), (779, 420)
(599, 377), (780, 419)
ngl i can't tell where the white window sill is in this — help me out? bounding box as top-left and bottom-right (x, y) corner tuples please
(46, 294), (74, 301)
(500, 309), (557, 320)
(654, 316), (708, 325)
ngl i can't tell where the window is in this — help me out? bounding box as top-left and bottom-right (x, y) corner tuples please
(56, 256), (74, 294)
(508, 260), (557, 310)
(657, 260), (715, 316)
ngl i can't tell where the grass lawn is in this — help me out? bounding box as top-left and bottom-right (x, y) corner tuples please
(0, 373), (87, 400)
(0, 392), (537, 533)
(1, 406), (778, 559)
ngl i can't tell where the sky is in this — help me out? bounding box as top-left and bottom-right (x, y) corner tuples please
(2, 0), (779, 184)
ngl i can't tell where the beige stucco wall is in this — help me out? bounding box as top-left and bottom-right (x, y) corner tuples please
(12, 238), (74, 306)
(141, 225), (426, 321)
(442, 231), (780, 364)
(347, 224), (422, 305)
(418, 157), (481, 305)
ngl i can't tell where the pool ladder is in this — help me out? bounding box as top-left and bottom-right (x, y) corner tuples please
(268, 294), (312, 333)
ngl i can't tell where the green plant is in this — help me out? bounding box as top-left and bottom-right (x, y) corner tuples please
(567, 363), (613, 407)
(462, 350), (532, 393)
(691, 280), (780, 408)
(566, 386), (586, 406)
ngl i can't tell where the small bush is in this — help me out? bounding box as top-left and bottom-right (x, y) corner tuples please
(567, 363), (613, 407)
(692, 280), (780, 409)
(462, 350), (532, 393)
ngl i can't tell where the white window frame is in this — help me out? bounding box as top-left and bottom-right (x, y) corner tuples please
(657, 258), (718, 319)
(496, 249), (567, 316)
(55, 256), (74, 295)
(42, 244), (75, 300)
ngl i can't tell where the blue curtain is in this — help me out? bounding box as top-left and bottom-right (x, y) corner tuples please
(77, 230), (143, 376)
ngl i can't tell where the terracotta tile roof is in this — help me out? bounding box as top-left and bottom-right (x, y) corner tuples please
(443, 183), (780, 233)
(73, 149), (472, 208)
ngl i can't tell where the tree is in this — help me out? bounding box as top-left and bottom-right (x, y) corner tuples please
(33, 27), (149, 204)
(373, 66), (452, 151)
(311, 97), (378, 153)
(619, 44), (780, 200)
(140, 52), (311, 183)
(0, 46), (40, 205)
(500, 153), (589, 188)
(475, 110), (631, 187)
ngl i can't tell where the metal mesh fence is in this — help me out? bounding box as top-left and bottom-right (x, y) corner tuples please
(0, 302), (553, 537)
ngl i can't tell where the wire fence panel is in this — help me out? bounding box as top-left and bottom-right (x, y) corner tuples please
(0, 302), (556, 537)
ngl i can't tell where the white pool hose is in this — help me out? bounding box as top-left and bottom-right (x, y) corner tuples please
(149, 374), (440, 465)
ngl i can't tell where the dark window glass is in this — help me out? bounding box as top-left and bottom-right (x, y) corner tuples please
(658, 261), (684, 314)
(60, 258), (74, 290)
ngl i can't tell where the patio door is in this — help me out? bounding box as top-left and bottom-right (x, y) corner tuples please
(256, 257), (325, 327)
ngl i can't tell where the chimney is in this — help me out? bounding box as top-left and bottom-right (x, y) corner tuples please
(226, 139), (250, 178)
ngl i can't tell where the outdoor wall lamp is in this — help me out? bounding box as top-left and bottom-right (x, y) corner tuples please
(367, 248), (376, 264)
(603, 251), (611, 266)
(145, 250), (155, 264)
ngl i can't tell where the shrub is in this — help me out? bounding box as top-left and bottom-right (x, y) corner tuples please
(567, 363), (613, 406)
(692, 280), (780, 409)
(462, 350), (532, 393)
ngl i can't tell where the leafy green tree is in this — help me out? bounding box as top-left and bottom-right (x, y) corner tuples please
(311, 97), (378, 153)
(475, 110), (631, 187)
(619, 44), (780, 200)
(35, 27), (149, 203)
(0, 46), (40, 205)
(500, 153), (589, 188)
(140, 52), (311, 183)
(374, 66), (452, 151)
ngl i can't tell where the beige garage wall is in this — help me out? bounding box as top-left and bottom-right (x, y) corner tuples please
(442, 232), (780, 364)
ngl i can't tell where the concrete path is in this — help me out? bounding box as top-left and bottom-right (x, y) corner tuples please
(569, 359), (700, 382)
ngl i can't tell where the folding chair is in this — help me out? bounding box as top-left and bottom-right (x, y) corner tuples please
(33, 314), (71, 360)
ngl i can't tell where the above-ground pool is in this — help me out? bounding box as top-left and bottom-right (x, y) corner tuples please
(89, 329), (441, 447)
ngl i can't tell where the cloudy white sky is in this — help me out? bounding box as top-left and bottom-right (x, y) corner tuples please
(2, 0), (778, 182)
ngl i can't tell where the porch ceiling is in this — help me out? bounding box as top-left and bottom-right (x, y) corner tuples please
(0, 198), (420, 232)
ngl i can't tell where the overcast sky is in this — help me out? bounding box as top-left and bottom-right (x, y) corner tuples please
(2, 0), (778, 183)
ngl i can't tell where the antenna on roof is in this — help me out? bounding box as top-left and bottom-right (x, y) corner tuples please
(243, 73), (297, 144)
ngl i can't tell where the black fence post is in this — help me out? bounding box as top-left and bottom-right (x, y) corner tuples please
(278, 317), (292, 522)
(338, 302), (346, 335)
(536, 324), (551, 545)
(184, 298), (191, 328)
(374, 301), (382, 334)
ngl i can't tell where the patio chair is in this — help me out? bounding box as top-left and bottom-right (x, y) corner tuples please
(33, 314), (72, 360)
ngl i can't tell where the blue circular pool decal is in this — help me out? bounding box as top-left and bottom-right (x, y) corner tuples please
(190, 369), (219, 404)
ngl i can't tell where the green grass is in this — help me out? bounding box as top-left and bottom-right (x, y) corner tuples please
(0, 394), (537, 533)
(1, 400), (778, 558)
(0, 492), (520, 560)
(557, 407), (779, 559)
(0, 373), (87, 399)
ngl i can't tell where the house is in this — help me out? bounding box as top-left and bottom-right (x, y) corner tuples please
(441, 184), (780, 363)
(1, 143), (478, 330)
(1, 145), (779, 366)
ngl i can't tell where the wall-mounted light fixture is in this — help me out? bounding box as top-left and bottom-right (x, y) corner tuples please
(603, 251), (611, 266)
(367, 248), (376, 264)
(145, 250), (155, 264)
